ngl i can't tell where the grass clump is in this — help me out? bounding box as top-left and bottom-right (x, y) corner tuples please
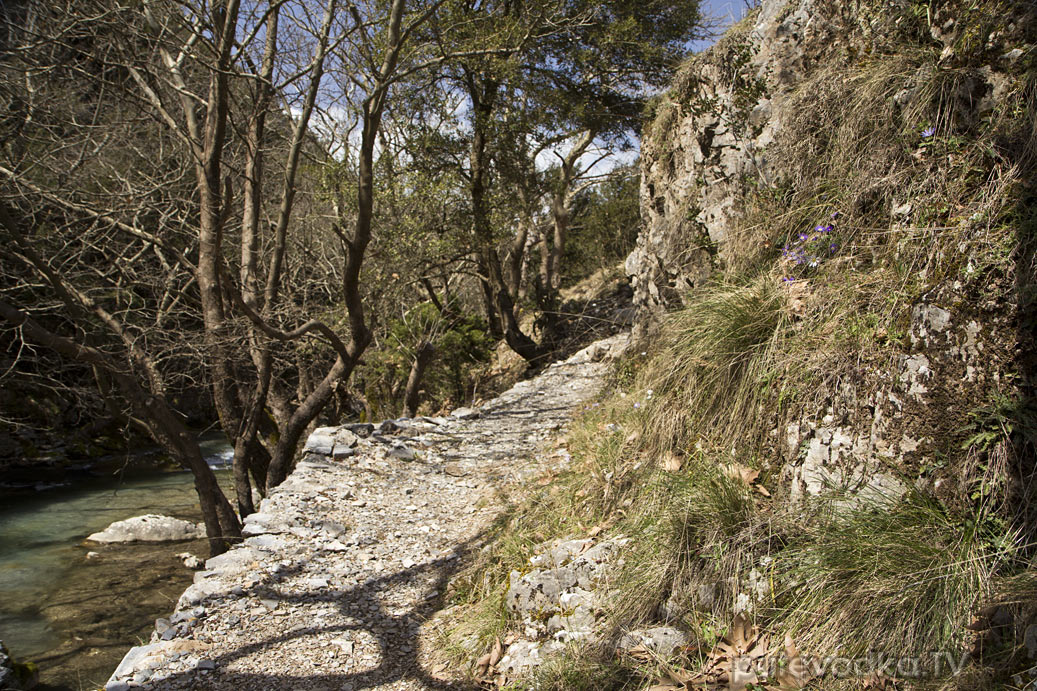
(610, 452), (766, 630)
(637, 275), (792, 456)
(771, 489), (1019, 661)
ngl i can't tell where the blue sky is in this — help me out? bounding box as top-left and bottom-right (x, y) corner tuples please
(704, 0), (753, 24)
(695, 0), (754, 50)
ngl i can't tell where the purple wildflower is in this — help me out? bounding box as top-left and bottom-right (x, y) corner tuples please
(922, 126), (936, 138)
(831, 211), (840, 219)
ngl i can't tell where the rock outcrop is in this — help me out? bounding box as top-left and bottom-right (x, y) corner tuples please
(626, 0), (1035, 506)
(629, 1), (827, 321)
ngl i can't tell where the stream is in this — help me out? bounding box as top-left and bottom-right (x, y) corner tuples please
(0, 433), (235, 690)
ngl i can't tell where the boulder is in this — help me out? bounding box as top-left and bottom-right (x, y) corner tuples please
(87, 514), (205, 543)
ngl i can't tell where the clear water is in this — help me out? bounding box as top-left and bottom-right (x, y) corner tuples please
(0, 433), (234, 664)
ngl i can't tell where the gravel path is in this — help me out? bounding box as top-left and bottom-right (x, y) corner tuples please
(106, 334), (629, 691)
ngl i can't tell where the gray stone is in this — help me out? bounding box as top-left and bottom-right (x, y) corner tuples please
(334, 429), (360, 447)
(617, 626), (690, 657)
(378, 419), (402, 435)
(498, 640), (564, 678)
(450, 406), (481, 420)
(177, 552), (203, 569)
(241, 512), (287, 536)
(204, 547), (261, 577)
(87, 514), (205, 543)
(303, 429), (336, 456)
(342, 423), (374, 438)
(332, 445), (356, 460)
(177, 578), (229, 608)
(387, 442), (416, 461)
(244, 534), (289, 552)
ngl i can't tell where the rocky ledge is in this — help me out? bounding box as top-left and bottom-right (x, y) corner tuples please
(104, 334), (629, 691)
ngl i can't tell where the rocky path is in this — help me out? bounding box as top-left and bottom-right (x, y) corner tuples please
(105, 334), (629, 691)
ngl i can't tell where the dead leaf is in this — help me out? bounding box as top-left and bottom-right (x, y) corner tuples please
(781, 279), (810, 317)
(587, 525), (604, 537)
(661, 452), (683, 472)
(624, 644), (652, 661)
(626, 430), (641, 444)
(775, 633), (813, 689)
(723, 463), (760, 486)
(489, 638), (502, 667)
(665, 667), (696, 684)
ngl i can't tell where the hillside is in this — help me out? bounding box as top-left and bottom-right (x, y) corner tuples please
(440, 0), (1037, 688)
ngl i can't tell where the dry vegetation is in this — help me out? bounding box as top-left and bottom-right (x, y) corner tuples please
(440, 0), (1037, 688)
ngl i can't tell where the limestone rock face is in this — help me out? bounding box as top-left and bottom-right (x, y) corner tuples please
(630, 0), (835, 326)
(495, 536), (629, 680)
(86, 514), (205, 543)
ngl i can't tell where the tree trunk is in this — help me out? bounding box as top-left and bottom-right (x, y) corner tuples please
(404, 341), (435, 417)
(467, 74), (546, 364)
(0, 300), (241, 556)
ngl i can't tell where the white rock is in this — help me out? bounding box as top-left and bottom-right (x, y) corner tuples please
(87, 514), (205, 543)
(177, 552), (203, 569)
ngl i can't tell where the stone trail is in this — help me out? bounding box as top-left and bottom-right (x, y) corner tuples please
(105, 333), (629, 691)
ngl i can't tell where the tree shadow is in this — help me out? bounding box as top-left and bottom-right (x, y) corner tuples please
(106, 536), (487, 690)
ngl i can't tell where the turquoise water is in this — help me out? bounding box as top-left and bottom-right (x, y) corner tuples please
(0, 433), (234, 666)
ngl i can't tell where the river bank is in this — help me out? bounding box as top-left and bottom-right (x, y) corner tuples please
(0, 435), (233, 690)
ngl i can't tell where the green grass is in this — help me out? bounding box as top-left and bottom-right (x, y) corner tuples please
(769, 489), (1020, 661)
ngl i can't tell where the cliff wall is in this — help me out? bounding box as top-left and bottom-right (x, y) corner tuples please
(629, 0), (1036, 505)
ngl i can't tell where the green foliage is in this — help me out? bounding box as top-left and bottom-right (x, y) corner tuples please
(961, 393), (1037, 454)
(357, 302), (493, 417)
(562, 166), (641, 285)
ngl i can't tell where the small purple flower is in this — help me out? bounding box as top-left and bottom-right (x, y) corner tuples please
(824, 224), (833, 232)
(815, 224), (825, 232)
(921, 126), (936, 138)
(799, 232), (808, 241)
(829, 243), (838, 253)
(831, 211), (840, 219)
(781, 276), (796, 283)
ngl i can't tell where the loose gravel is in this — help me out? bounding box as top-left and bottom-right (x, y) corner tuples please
(105, 334), (628, 691)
